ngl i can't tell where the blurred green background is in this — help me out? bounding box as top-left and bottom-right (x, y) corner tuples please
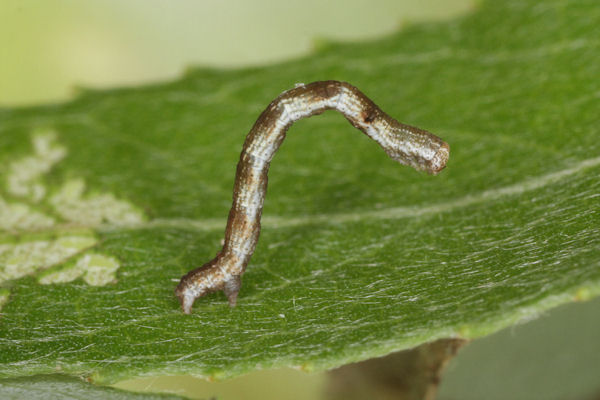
(4, 1), (598, 400)
(0, 0), (471, 107)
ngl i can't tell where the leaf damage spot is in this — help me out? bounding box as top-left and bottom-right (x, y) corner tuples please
(80, 254), (120, 286)
(0, 131), (147, 311)
(6, 131), (66, 202)
(50, 178), (145, 226)
(39, 253), (120, 286)
(0, 235), (98, 284)
(0, 196), (56, 231)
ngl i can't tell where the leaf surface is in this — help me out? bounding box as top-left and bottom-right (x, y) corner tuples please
(0, 0), (599, 384)
(0, 375), (187, 400)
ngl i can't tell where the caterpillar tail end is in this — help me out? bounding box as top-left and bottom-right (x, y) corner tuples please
(175, 272), (242, 314)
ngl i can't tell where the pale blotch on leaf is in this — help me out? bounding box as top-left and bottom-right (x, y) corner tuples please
(0, 235), (97, 285)
(1, 132), (140, 311)
(7, 131), (66, 202)
(39, 253), (120, 286)
(38, 262), (83, 285)
(0, 196), (55, 231)
(50, 178), (145, 226)
(80, 253), (120, 286)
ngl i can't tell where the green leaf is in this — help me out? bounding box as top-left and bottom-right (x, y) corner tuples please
(0, 375), (187, 400)
(0, 0), (598, 385)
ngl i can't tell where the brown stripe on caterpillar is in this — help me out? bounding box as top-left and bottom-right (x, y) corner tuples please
(176, 80), (449, 314)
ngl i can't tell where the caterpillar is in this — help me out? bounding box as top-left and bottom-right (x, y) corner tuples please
(176, 81), (449, 314)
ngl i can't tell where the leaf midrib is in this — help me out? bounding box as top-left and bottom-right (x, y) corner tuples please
(5, 155), (597, 238)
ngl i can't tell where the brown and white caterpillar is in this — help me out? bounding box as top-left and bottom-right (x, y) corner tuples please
(176, 80), (449, 314)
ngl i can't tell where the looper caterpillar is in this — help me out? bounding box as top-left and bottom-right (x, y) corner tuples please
(176, 81), (449, 313)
